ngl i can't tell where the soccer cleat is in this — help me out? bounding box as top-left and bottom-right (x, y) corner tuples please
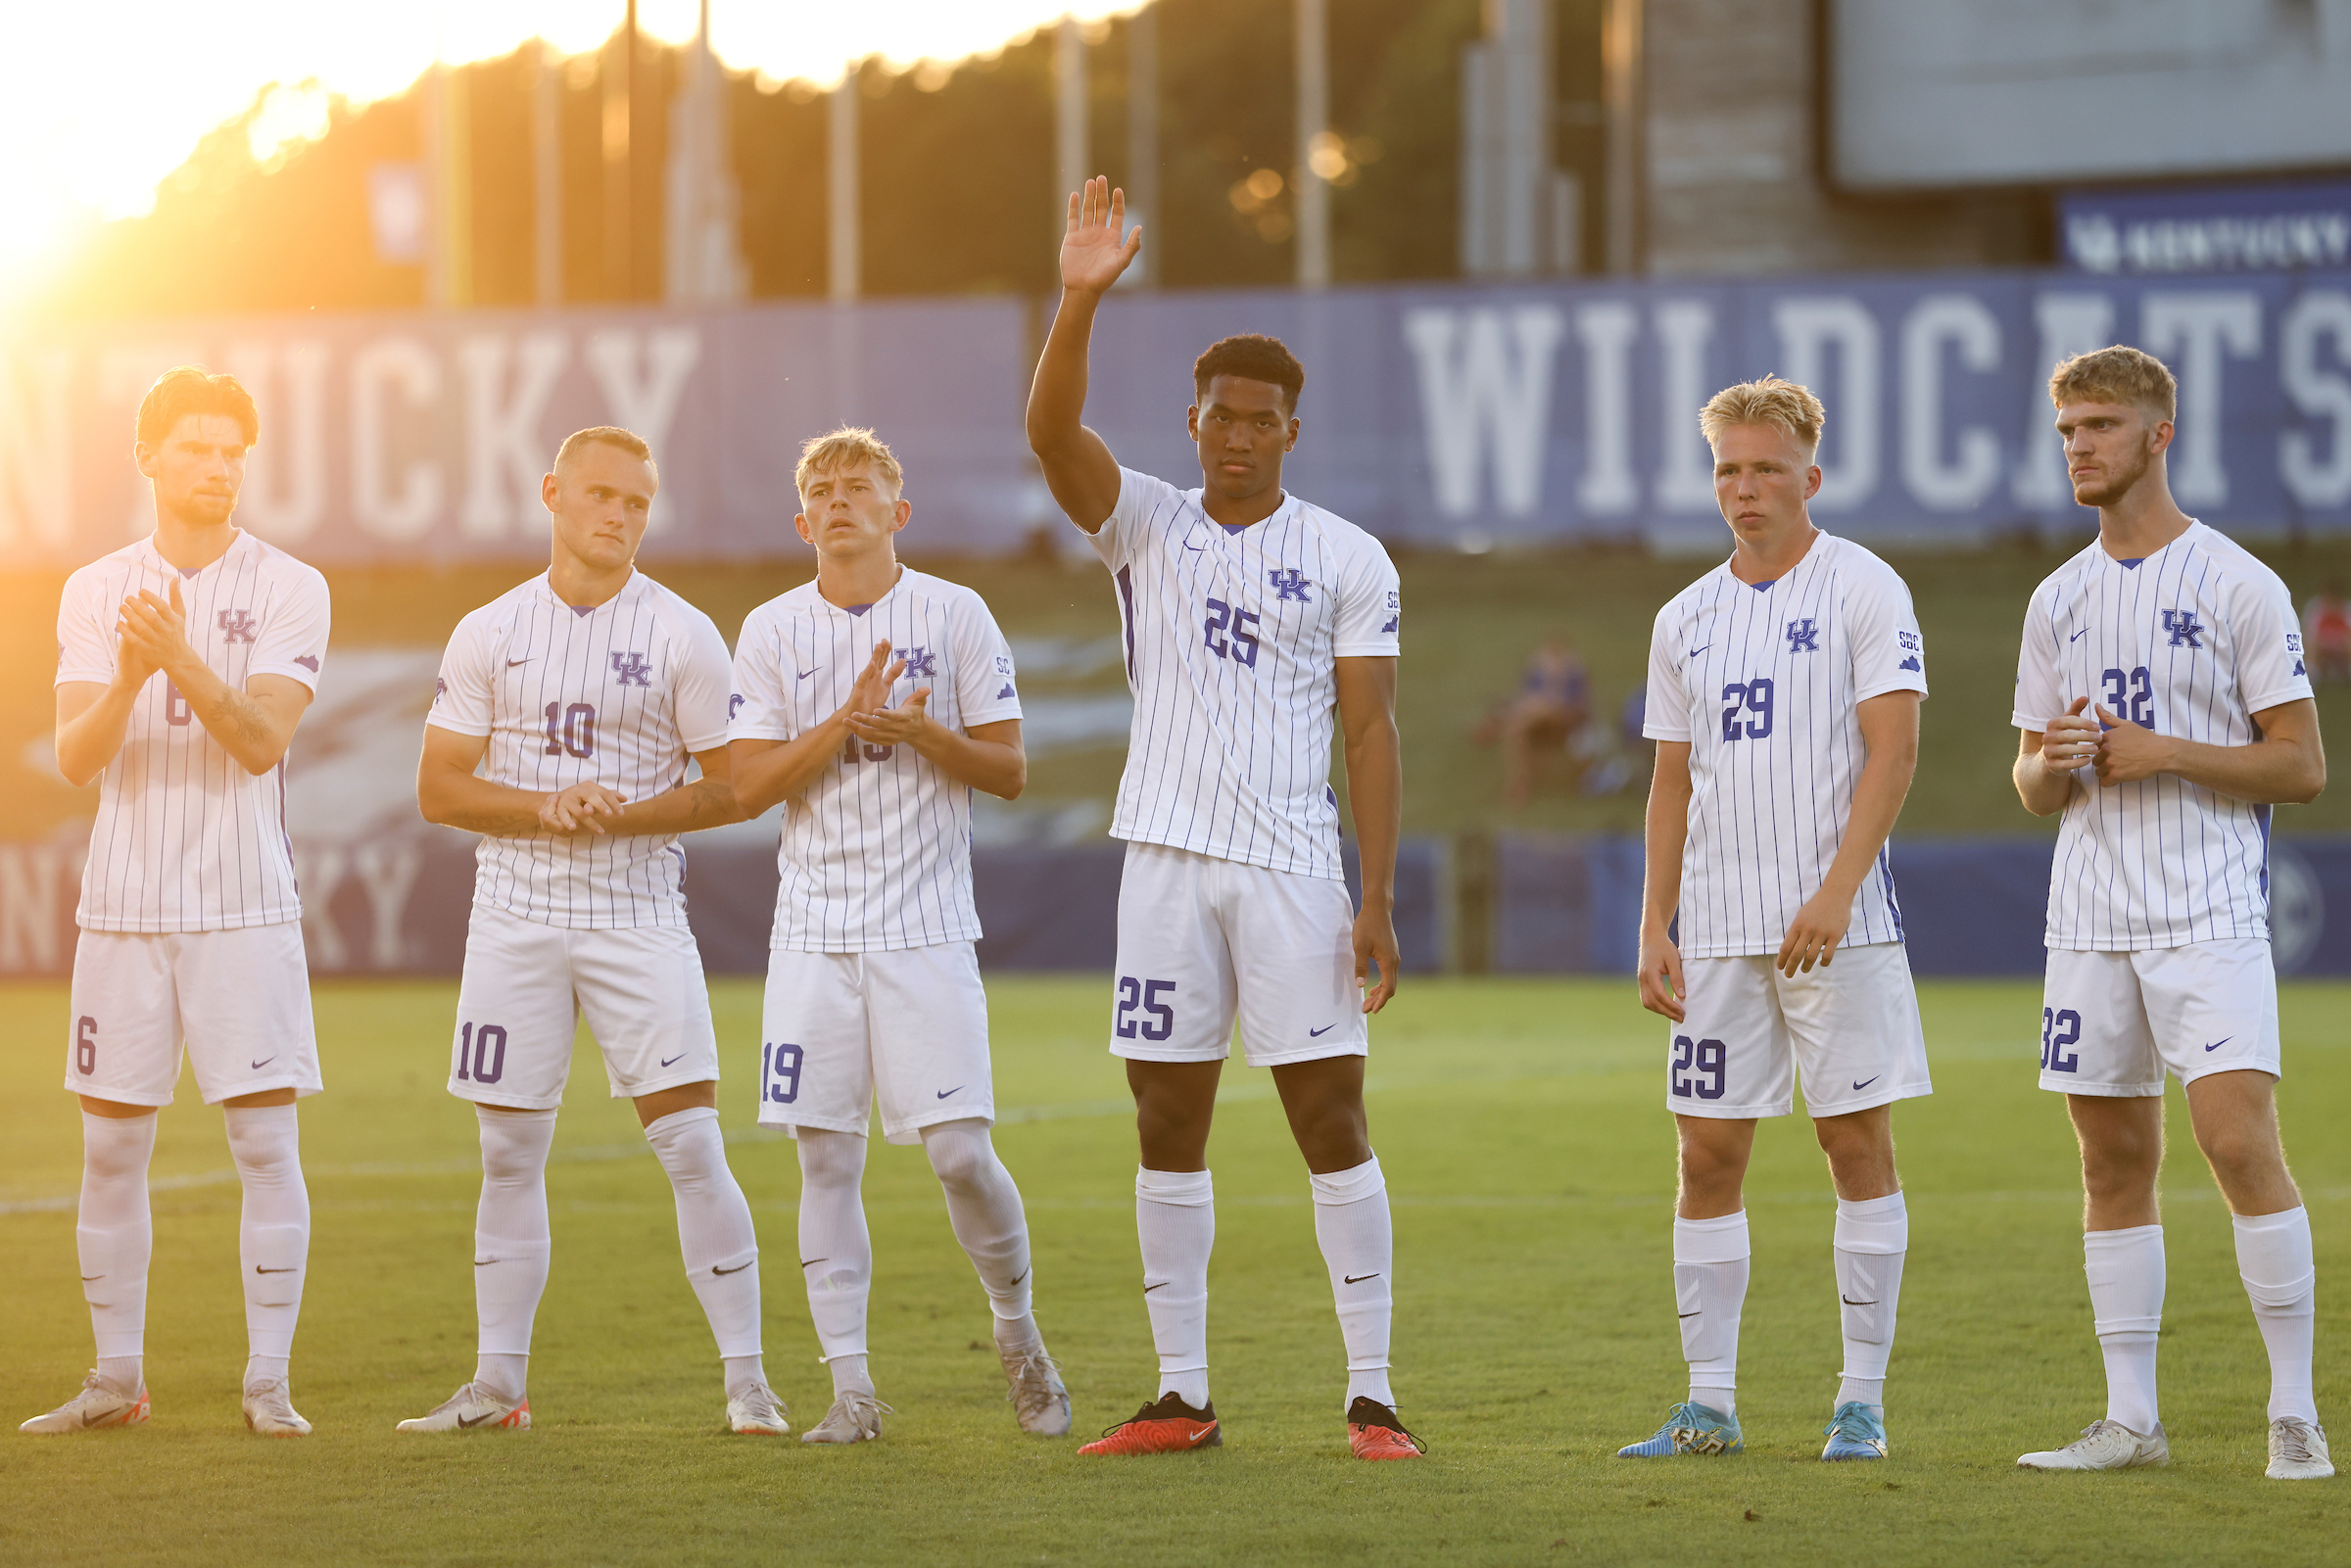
(241, 1378), (312, 1438)
(2017, 1419), (2169, 1470)
(1078, 1393), (1222, 1455)
(1346, 1397), (1426, 1460)
(1821, 1402), (1888, 1460)
(1616, 1402), (1743, 1457)
(395, 1382), (531, 1433)
(1000, 1346), (1072, 1437)
(800, 1391), (891, 1445)
(19, 1371), (149, 1435)
(726, 1382), (791, 1437)
(2267, 1417), (2334, 1480)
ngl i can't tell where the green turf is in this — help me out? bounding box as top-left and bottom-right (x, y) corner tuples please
(2, 975), (2345, 1565)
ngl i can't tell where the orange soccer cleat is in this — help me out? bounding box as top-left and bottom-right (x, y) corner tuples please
(1078, 1393), (1222, 1455)
(1346, 1397), (1426, 1460)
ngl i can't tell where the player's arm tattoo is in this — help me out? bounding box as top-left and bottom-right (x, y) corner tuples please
(206, 686), (275, 751)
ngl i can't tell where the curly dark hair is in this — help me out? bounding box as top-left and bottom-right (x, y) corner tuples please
(1192, 334), (1305, 411)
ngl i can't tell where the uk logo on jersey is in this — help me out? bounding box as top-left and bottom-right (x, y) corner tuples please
(610, 650), (652, 686)
(216, 608), (258, 643)
(1786, 618), (1821, 653)
(1269, 568), (1313, 602)
(902, 646), (937, 679)
(2162, 610), (2205, 648)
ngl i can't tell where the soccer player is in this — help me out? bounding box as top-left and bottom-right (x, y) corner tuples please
(1623, 376), (1931, 1464)
(728, 427), (1069, 1446)
(1026, 179), (1417, 1461)
(24, 367), (328, 1439)
(399, 426), (785, 1438)
(2010, 347), (2331, 1480)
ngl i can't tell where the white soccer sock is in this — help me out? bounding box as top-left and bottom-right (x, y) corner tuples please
(2085, 1224), (2165, 1434)
(224, 1104), (309, 1380)
(796, 1129), (875, 1395)
(1311, 1156), (1395, 1410)
(1674, 1212), (1750, 1416)
(472, 1108), (556, 1398)
(77, 1112), (156, 1385)
(920, 1118), (1038, 1346)
(1137, 1167), (1214, 1408)
(644, 1108), (762, 1364)
(2233, 1206), (2319, 1425)
(1833, 1191), (1908, 1411)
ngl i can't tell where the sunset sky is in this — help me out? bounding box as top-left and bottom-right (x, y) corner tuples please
(5, 1), (1130, 297)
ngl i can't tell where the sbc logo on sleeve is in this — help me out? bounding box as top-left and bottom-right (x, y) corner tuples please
(1896, 631), (1923, 673)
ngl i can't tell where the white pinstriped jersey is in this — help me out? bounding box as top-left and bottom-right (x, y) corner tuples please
(730, 569), (1022, 952)
(57, 531), (330, 933)
(427, 570), (733, 929)
(1645, 533), (1928, 959)
(2014, 521), (2312, 951)
(1091, 467), (1400, 882)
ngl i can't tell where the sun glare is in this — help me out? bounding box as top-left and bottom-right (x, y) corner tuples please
(1, 0), (1134, 310)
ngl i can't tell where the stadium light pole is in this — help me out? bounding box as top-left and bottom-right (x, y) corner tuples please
(603, 9), (636, 300)
(1294, 0), (1329, 290)
(532, 38), (562, 306)
(1603, 0), (1645, 276)
(830, 65), (859, 302)
(1126, 3), (1158, 289)
(1055, 16), (1087, 246)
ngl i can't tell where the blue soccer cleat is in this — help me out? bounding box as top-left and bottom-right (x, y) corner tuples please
(1821, 1402), (1888, 1460)
(1617, 1402), (1743, 1457)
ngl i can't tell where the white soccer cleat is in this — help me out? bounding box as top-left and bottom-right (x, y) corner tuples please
(727, 1382), (791, 1437)
(2267, 1418), (2334, 1480)
(20, 1371), (149, 1435)
(1001, 1346), (1072, 1437)
(2017, 1418), (2169, 1471)
(800, 1391), (891, 1445)
(242, 1377), (312, 1438)
(395, 1381), (531, 1433)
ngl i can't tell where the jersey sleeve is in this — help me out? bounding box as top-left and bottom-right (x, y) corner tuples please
(1332, 533), (1403, 658)
(425, 612), (498, 736)
(55, 569), (118, 687)
(250, 567), (331, 692)
(1846, 561), (1929, 703)
(952, 593), (1023, 728)
(671, 613), (737, 754)
(728, 607), (796, 743)
(1088, 467), (1178, 572)
(2232, 568), (2317, 715)
(2011, 582), (2065, 732)
(1641, 601), (1693, 743)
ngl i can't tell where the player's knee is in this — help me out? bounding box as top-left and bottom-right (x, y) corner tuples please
(920, 1120), (996, 1191)
(797, 1128), (868, 1188)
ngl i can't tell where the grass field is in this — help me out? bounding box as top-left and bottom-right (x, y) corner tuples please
(2, 975), (2346, 1566)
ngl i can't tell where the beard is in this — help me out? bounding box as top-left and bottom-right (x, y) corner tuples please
(2070, 434), (2155, 508)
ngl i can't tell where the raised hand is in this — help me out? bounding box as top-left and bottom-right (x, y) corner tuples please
(118, 579), (197, 686)
(847, 684), (935, 747)
(1060, 175), (1141, 296)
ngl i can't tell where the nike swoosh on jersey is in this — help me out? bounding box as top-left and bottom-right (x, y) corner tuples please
(2205, 1037), (2231, 1052)
(2070, 629), (2090, 641)
(1309, 1023), (1337, 1037)
(506, 657), (533, 667)
(1851, 1075), (1879, 1091)
(797, 667), (821, 680)
(1687, 644), (1710, 656)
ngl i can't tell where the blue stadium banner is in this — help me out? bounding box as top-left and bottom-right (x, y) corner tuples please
(2060, 179), (2351, 277)
(5, 266), (2351, 563)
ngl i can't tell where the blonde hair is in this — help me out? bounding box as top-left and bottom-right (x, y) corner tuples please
(794, 426), (903, 496)
(1700, 375), (1825, 457)
(2048, 345), (2177, 424)
(555, 424), (654, 479)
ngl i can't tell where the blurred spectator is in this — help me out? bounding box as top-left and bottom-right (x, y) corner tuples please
(1474, 635), (1590, 807)
(2303, 581), (2351, 685)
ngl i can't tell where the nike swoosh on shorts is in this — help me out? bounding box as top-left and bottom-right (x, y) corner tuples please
(936, 1086), (964, 1099)
(1851, 1075), (1879, 1091)
(1310, 1024), (1336, 1037)
(659, 1053), (688, 1068)
(251, 1057), (275, 1069)
(2205, 1037), (2232, 1052)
